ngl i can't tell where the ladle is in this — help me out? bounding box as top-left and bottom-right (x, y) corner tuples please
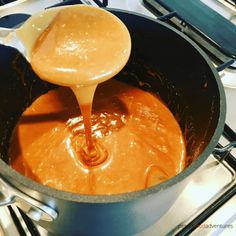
(0, 4), (131, 103)
(0, 5), (131, 88)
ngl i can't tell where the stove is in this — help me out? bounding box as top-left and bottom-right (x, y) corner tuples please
(0, 0), (236, 235)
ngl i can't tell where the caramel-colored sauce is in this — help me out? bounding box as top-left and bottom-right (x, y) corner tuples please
(10, 80), (186, 194)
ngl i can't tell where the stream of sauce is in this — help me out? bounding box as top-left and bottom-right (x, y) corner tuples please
(30, 6), (131, 160)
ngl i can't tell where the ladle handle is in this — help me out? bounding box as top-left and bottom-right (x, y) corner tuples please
(0, 176), (58, 222)
(0, 27), (15, 45)
(0, 27), (26, 58)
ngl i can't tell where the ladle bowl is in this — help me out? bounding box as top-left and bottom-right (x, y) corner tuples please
(0, 5), (131, 87)
(0, 7), (61, 61)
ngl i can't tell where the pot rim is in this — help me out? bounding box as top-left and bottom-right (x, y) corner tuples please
(0, 8), (226, 203)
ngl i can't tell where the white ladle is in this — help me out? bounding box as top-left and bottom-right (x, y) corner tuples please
(0, 5), (131, 103)
(0, 7), (62, 62)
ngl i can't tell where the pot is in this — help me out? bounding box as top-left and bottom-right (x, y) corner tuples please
(0, 8), (226, 236)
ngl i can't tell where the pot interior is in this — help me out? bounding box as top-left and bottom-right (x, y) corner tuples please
(0, 11), (223, 187)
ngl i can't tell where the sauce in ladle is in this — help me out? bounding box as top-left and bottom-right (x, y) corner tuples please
(30, 6), (131, 164)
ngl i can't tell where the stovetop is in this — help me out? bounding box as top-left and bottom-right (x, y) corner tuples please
(0, 1), (236, 236)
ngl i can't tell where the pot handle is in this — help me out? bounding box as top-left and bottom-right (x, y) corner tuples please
(213, 141), (236, 171)
(0, 177), (58, 222)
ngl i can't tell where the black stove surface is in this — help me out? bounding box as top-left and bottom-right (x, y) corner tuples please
(144, 0), (236, 59)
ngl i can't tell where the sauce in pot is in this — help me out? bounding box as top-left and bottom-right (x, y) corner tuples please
(10, 79), (186, 194)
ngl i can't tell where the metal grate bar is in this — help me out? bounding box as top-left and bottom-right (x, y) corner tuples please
(175, 182), (236, 236)
(83, 0), (108, 7)
(157, 11), (177, 21)
(224, 123), (236, 142)
(217, 58), (235, 71)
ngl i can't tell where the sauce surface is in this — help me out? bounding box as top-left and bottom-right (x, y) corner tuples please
(10, 80), (186, 194)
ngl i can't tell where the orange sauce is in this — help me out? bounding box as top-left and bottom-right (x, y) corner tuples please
(10, 80), (186, 194)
